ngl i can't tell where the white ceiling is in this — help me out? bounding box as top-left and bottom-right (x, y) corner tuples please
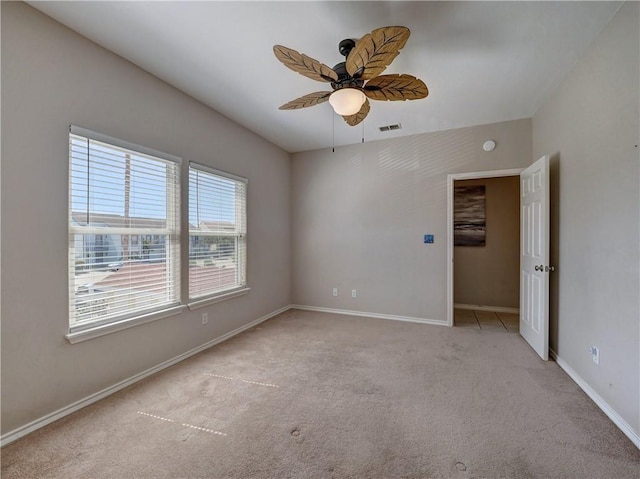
(29, 1), (620, 153)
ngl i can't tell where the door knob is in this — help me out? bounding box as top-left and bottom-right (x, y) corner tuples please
(546, 265), (555, 272)
(534, 265), (543, 271)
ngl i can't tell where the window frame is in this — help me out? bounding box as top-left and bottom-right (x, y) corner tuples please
(187, 161), (249, 308)
(67, 126), (184, 343)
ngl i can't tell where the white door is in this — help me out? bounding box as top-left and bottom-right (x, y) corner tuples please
(520, 155), (551, 360)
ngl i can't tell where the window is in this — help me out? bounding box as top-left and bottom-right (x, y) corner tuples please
(189, 163), (247, 302)
(68, 126), (181, 334)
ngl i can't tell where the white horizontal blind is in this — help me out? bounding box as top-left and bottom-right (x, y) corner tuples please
(189, 163), (247, 300)
(69, 127), (181, 330)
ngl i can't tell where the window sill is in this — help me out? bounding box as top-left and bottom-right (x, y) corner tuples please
(65, 304), (186, 344)
(188, 287), (251, 310)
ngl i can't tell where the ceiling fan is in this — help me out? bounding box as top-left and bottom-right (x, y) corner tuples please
(274, 26), (428, 127)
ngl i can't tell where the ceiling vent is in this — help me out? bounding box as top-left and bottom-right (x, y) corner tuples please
(379, 123), (402, 132)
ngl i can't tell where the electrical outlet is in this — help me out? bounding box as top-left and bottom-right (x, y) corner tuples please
(352, 289), (357, 298)
(202, 312), (208, 325)
(590, 346), (599, 365)
(333, 288), (338, 297)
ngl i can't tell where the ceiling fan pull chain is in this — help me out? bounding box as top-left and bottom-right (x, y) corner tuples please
(332, 110), (335, 153)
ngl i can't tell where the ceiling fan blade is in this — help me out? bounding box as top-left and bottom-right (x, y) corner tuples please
(273, 45), (338, 83)
(279, 91), (332, 110)
(346, 26), (410, 80)
(364, 74), (428, 101)
(342, 98), (370, 126)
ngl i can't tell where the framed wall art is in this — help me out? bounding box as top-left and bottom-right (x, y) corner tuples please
(454, 185), (486, 246)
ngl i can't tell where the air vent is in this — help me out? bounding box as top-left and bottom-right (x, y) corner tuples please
(379, 123), (402, 132)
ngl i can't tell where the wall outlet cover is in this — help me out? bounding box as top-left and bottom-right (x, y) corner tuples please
(591, 346), (599, 365)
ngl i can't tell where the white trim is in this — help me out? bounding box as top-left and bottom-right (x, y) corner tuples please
(66, 304), (186, 344)
(447, 168), (524, 182)
(550, 349), (640, 449)
(447, 168), (524, 328)
(454, 303), (520, 314)
(188, 287), (250, 310)
(291, 305), (446, 326)
(70, 125), (182, 164)
(2, 304), (292, 447)
(189, 161), (247, 185)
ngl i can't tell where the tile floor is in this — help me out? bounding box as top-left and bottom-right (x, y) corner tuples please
(454, 309), (519, 333)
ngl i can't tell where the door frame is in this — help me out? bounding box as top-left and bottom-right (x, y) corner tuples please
(446, 168), (524, 327)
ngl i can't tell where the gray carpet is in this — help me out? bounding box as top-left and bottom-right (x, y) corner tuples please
(2, 309), (639, 478)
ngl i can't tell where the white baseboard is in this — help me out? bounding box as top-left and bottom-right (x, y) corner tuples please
(11, 305), (636, 454)
(454, 303), (519, 314)
(550, 349), (640, 449)
(0, 304), (292, 447)
(291, 304), (447, 327)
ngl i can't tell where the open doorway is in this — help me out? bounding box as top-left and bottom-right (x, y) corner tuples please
(446, 169), (524, 328)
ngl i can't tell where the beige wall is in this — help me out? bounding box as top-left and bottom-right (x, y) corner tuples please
(4, 0), (637, 447)
(533, 2), (639, 437)
(1, 3), (291, 434)
(291, 119), (532, 321)
(454, 176), (520, 309)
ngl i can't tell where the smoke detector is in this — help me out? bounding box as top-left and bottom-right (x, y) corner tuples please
(483, 140), (496, 151)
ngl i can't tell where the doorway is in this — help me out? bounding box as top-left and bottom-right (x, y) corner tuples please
(446, 169), (524, 327)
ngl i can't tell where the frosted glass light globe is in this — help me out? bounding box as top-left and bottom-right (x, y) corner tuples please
(329, 88), (366, 116)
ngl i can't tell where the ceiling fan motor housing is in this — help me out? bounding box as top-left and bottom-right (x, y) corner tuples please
(330, 38), (364, 91)
(331, 61), (364, 91)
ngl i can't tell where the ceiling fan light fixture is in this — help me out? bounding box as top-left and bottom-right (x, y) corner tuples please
(274, 26), (426, 127)
(328, 88), (366, 116)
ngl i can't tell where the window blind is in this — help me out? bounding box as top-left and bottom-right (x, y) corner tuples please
(189, 163), (247, 300)
(68, 126), (181, 331)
